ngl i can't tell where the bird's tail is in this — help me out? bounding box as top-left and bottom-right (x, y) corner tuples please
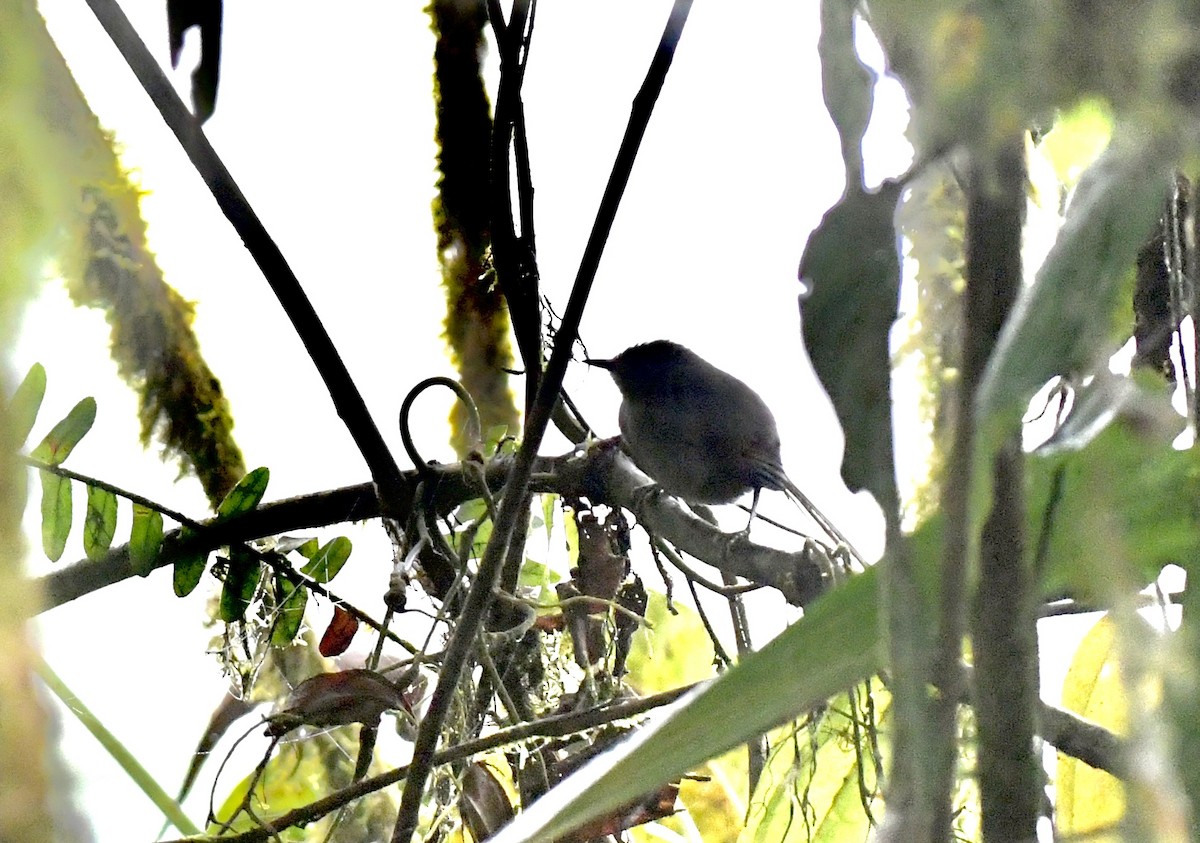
(779, 477), (868, 569)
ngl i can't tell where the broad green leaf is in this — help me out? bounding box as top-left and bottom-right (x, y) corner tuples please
(977, 127), (1176, 423)
(30, 396), (96, 466)
(129, 504), (163, 576)
(517, 559), (561, 589)
(908, 420), (1199, 604)
(1037, 98), (1113, 189)
(215, 467), (269, 521)
(220, 547), (262, 623)
(7, 362), (46, 447)
(1031, 422), (1200, 601)
(83, 485), (117, 561)
(1056, 616), (1126, 838)
(299, 537), (352, 583)
(171, 527), (208, 597)
(626, 593), (715, 693)
(271, 574), (307, 646)
(742, 684), (889, 843)
(487, 567), (885, 843)
(39, 469), (71, 562)
(798, 181), (903, 504)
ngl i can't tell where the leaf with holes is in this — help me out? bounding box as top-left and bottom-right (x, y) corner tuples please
(30, 397), (96, 467)
(130, 504), (163, 576)
(39, 469), (71, 562)
(219, 547), (261, 623)
(300, 537), (352, 583)
(7, 363), (46, 448)
(83, 485), (117, 561)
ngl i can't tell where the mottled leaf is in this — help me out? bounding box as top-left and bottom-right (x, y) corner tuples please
(318, 605), (358, 657)
(30, 396), (96, 466)
(7, 362), (46, 448)
(219, 547), (261, 623)
(83, 485), (117, 561)
(300, 536), (352, 583)
(129, 504), (163, 576)
(39, 469), (71, 562)
(271, 574), (307, 646)
(214, 467), (269, 521)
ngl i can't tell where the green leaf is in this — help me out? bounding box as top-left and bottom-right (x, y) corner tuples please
(818, 0), (875, 185)
(7, 362), (46, 447)
(977, 127), (1176, 422)
(1032, 422), (1200, 601)
(798, 182), (903, 505)
(83, 485), (117, 561)
(171, 528), (208, 597)
(30, 396), (96, 466)
(220, 547), (262, 623)
(39, 469), (71, 562)
(271, 574), (308, 646)
(215, 467), (269, 521)
(300, 537), (352, 583)
(129, 504), (163, 576)
(488, 567), (886, 843)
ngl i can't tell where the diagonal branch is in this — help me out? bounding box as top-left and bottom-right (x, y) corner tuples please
(81, 0), (409, 513)
(390, 5), (696, 838)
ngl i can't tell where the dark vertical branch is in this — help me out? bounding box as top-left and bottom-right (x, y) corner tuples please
(83, 0), (409, 512)
(389, 3), (695, 840)
(487, 0), (542, 415)
(972, 433), (1038, 841)
(930, 138), (1026, 840)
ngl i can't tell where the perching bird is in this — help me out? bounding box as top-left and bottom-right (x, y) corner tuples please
(587, 340), (790, 521)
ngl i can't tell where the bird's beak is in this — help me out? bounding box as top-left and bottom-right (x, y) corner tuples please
(584, 357), (616, 371)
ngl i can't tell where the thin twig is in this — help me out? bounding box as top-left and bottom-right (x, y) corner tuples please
(162, 685), (694, 843)
(81, 0), (409, 515)
(389, 4), (695, 840)
(28, 459), (411, 651)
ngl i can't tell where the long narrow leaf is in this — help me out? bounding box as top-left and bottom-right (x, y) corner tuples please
(35, 658), (202, 835)
(7, 362), (46, 447)
(39, 469), (71, 562)
(30, 397), (96, 466)
(129, 504), (164, 576)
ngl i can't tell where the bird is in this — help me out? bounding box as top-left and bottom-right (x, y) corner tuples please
(586, 340), (790, 524)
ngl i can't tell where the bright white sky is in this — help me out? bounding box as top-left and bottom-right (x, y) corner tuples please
(22, 1), (920, 839)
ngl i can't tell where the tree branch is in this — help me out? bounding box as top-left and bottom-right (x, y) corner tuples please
(82, 0), (410, 513)
(36, 447), (826, 610)
(390, 6), (695, 837)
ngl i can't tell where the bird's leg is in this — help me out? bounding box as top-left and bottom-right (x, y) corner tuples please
(743, 486), (763, 535)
